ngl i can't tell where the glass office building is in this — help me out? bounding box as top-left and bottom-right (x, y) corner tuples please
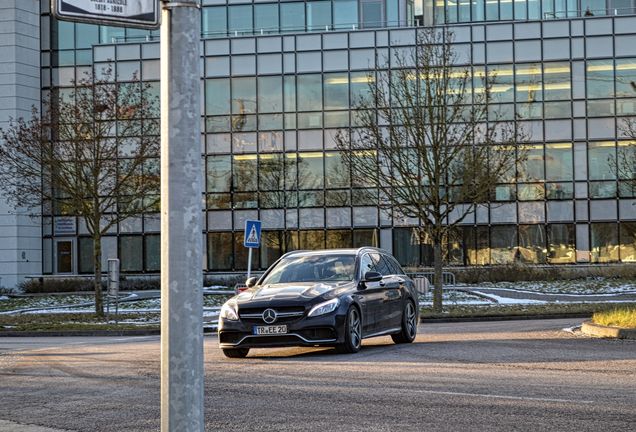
(29, 0), (636, 276)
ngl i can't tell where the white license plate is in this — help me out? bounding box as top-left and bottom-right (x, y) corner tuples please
(253, 325), (288, 335)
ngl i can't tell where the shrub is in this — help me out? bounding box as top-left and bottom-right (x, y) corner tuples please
(593, 307), (636, 328)
(17, 276), (161, 294)
(18, 278), (96, 294)
(408, 263), (636, 284)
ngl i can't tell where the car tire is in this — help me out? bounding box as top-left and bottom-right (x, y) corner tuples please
(391, 300), (417, 344)
(335, 306), (362, 354)
(222, 348), (250, 358)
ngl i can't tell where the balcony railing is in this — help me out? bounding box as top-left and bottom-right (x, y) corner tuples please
(543, 6), (636, 19)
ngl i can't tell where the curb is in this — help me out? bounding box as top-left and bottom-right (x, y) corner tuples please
(419, 312), (591, 323)
(0, 329), (159, 337)
(581, 320), (636, 339)
(0, 327), (218, 337)
(0, 315), (591, 337)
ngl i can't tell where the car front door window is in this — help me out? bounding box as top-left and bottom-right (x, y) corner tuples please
(359, 253), (376, 279)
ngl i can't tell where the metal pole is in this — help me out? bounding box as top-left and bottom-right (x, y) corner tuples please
(160, 1), (204, 431)
(247, 248), (252, 279)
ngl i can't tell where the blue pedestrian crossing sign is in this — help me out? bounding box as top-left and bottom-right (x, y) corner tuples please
(244, 220), (262, 248)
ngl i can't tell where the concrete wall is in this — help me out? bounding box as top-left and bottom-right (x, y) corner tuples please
(0, 0), (42, 288)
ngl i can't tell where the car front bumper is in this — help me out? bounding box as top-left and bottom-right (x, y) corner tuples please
(218, 312), (346, 349)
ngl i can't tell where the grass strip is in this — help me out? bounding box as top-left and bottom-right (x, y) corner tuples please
(0, 312), (160, 332)
(420, 302), (636, 319)
(592, 307), (636, 328)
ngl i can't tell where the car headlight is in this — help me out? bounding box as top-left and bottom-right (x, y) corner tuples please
(308, 298), (340, 317)
(220, 303), (239, 321)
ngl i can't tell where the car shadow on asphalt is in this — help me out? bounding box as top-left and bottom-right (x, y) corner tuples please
(239, 337), (636, 363)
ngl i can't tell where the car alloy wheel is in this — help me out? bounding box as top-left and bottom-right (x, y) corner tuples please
(392, 301), (417, 344)
(336, 307), (362, 354)
(349, 308), (362, 349)
(405, 301), (417, 339)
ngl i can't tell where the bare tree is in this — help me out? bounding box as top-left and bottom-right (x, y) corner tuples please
(0, 67), (159, 315)
(335, 28), (527, 312)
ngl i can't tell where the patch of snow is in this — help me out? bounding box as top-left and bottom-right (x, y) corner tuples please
(562, 325), (582, 334)
(465, 286), (636, 298)
(469, 291), (548, 305)
(0, 296), (9, 301)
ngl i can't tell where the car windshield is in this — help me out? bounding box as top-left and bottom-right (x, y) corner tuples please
(261, 254), (356, 284)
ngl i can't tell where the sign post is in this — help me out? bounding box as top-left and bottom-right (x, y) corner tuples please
(52, 2), (203, 431)
(106, 258), (120, 322)
(243, 220), (262, 279)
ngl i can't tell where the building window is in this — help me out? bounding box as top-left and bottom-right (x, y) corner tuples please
(120, 236), (143, 272)
(547, 224), (576, 264)
(307, 1), (332, 31)
(145, 235), (160, 272)
(207, 232), (233, 270)
(620, 223), (636, 262)
(228, 5), (253, 33)
(299, 230), (326, 250)
(254, 4), (279, 33)
(258, 76), (283, 113)
(326, 230), (352, 248)
(353, 229), (378, 247)
(207, 155), (232, 193)
(491, 225), (517, 264)
(280, 2), (306, 32)
(360, 0), (384, 28)
(260, 231), (285, 269)
(588, 141), (616, 181)
(205, 79), (230, 115)
(202, 6), (227, 35)
(518, 225), (547, 264)
(590, 223), (619, 263)
(587, 60), (614, 99)
(78, 237), (94, 274)
(393, 227), (422, 267)
(334, 0), (359, 28)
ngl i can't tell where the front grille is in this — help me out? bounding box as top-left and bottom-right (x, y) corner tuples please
(238, 306), (306, 324)
(239, 306), (305, 315)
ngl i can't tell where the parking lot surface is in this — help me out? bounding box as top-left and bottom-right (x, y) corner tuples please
(0, 319), (634, 431)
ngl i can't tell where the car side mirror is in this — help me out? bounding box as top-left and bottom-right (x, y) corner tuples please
(358, 271), (382, 290)
(364, 271), (382, 282)
(245, 277), (257, 288)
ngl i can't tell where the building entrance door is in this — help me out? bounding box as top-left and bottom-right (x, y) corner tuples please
(55, 240), (74, 274)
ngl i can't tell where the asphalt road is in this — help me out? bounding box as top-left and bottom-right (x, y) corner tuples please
(0, 319), (634, 432)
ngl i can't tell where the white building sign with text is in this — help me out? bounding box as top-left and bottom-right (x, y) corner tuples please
(53, 0), (160, 28)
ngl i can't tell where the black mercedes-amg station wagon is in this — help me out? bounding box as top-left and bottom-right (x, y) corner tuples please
(218, 248), (419, 358)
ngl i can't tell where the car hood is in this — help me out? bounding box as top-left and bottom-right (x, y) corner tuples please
(235, 281), (353, 306)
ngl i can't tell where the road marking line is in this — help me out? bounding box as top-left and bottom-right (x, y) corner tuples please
(410, 389), (595, 404)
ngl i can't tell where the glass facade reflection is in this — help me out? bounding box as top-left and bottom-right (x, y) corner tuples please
(37, 0), (636, 273)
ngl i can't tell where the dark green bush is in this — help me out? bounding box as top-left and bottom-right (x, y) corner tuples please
(18, 278), (96, 293)
(451, 263), (636, 284)
(18, 277), (161, 293)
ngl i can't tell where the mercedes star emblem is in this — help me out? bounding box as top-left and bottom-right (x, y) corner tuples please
(262, 308), (277, 324)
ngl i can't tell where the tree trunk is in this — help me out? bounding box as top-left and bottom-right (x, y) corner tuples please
(433, 239), (443, 313)
(93, 233), (104, 316)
